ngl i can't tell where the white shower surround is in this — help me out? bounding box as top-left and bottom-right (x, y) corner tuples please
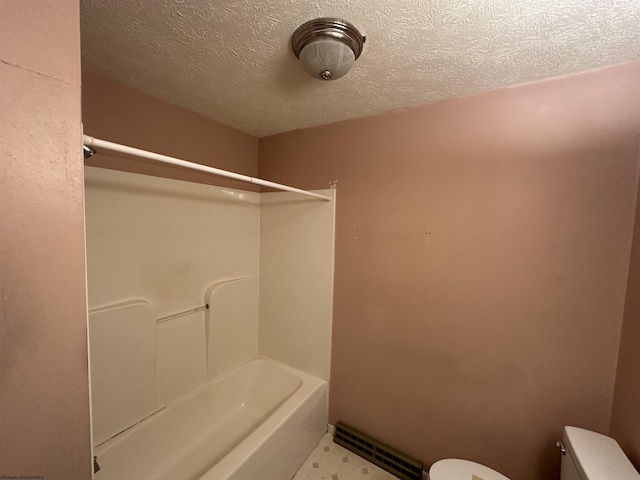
(84, 167), (335, 479)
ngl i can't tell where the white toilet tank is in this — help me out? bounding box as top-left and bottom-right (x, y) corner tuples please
(560, 426), (639, 480)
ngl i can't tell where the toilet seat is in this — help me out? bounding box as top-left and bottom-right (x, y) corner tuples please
(429, 459), (510, 480)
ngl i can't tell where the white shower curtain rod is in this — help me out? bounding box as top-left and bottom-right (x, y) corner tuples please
(82, 135), (332, 201)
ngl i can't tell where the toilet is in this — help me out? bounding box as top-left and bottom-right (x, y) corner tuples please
(429, 458), (509, 480)
(428, 426), (639, 480)
(558, 426), (638, 480)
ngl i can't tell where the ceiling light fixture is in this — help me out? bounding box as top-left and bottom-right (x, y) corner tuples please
(291, 18), (365, 81)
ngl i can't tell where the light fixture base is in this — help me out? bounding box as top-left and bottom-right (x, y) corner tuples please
(291, 17), (367, 60)
(291, 18), (365, 81)
(291, 17), (365, 61)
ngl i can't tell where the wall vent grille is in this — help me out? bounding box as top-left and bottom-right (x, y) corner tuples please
(334, 422), (423, 480)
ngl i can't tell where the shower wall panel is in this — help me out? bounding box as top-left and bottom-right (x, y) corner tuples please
(85, 166), (261, 436)
(259, 190), (336, 381)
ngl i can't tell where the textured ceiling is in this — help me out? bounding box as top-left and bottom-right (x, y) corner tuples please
(81, 0), (640, 137)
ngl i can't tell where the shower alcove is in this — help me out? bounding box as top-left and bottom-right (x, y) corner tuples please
(85, 164), (335, 480)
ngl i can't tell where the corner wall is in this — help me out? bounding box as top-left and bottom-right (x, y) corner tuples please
(0, 1), (91, 478)
(259, 61), (640, 480)
(610, 143), (640, 466)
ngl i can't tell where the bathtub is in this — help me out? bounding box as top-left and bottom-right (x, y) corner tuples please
(94, 357), (328, 480)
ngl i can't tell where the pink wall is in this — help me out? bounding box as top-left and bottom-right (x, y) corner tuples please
(0, 1), (92, 478)
(82, 70), (258, 189)
(3, 4), (638, 477)
(259, 62), (640, 480)
(611, 144), (640, 466)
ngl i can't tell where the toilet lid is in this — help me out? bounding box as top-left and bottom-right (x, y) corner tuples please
(429, 459), (510, 480)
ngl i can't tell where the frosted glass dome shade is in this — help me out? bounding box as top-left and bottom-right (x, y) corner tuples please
(298, 39), (356, 81)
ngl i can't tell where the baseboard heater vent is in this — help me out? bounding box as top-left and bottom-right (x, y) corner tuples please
(334, 422), (423, 480)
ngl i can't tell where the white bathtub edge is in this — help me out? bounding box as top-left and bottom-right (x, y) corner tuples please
(200, 357), (329, 480)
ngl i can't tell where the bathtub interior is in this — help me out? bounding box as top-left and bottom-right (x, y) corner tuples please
(94, 359), (317, 480)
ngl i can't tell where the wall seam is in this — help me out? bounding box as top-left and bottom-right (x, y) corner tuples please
(608, 127), (640, 435)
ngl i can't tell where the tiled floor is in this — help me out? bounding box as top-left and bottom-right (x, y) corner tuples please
(293, 433), (399, 480)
